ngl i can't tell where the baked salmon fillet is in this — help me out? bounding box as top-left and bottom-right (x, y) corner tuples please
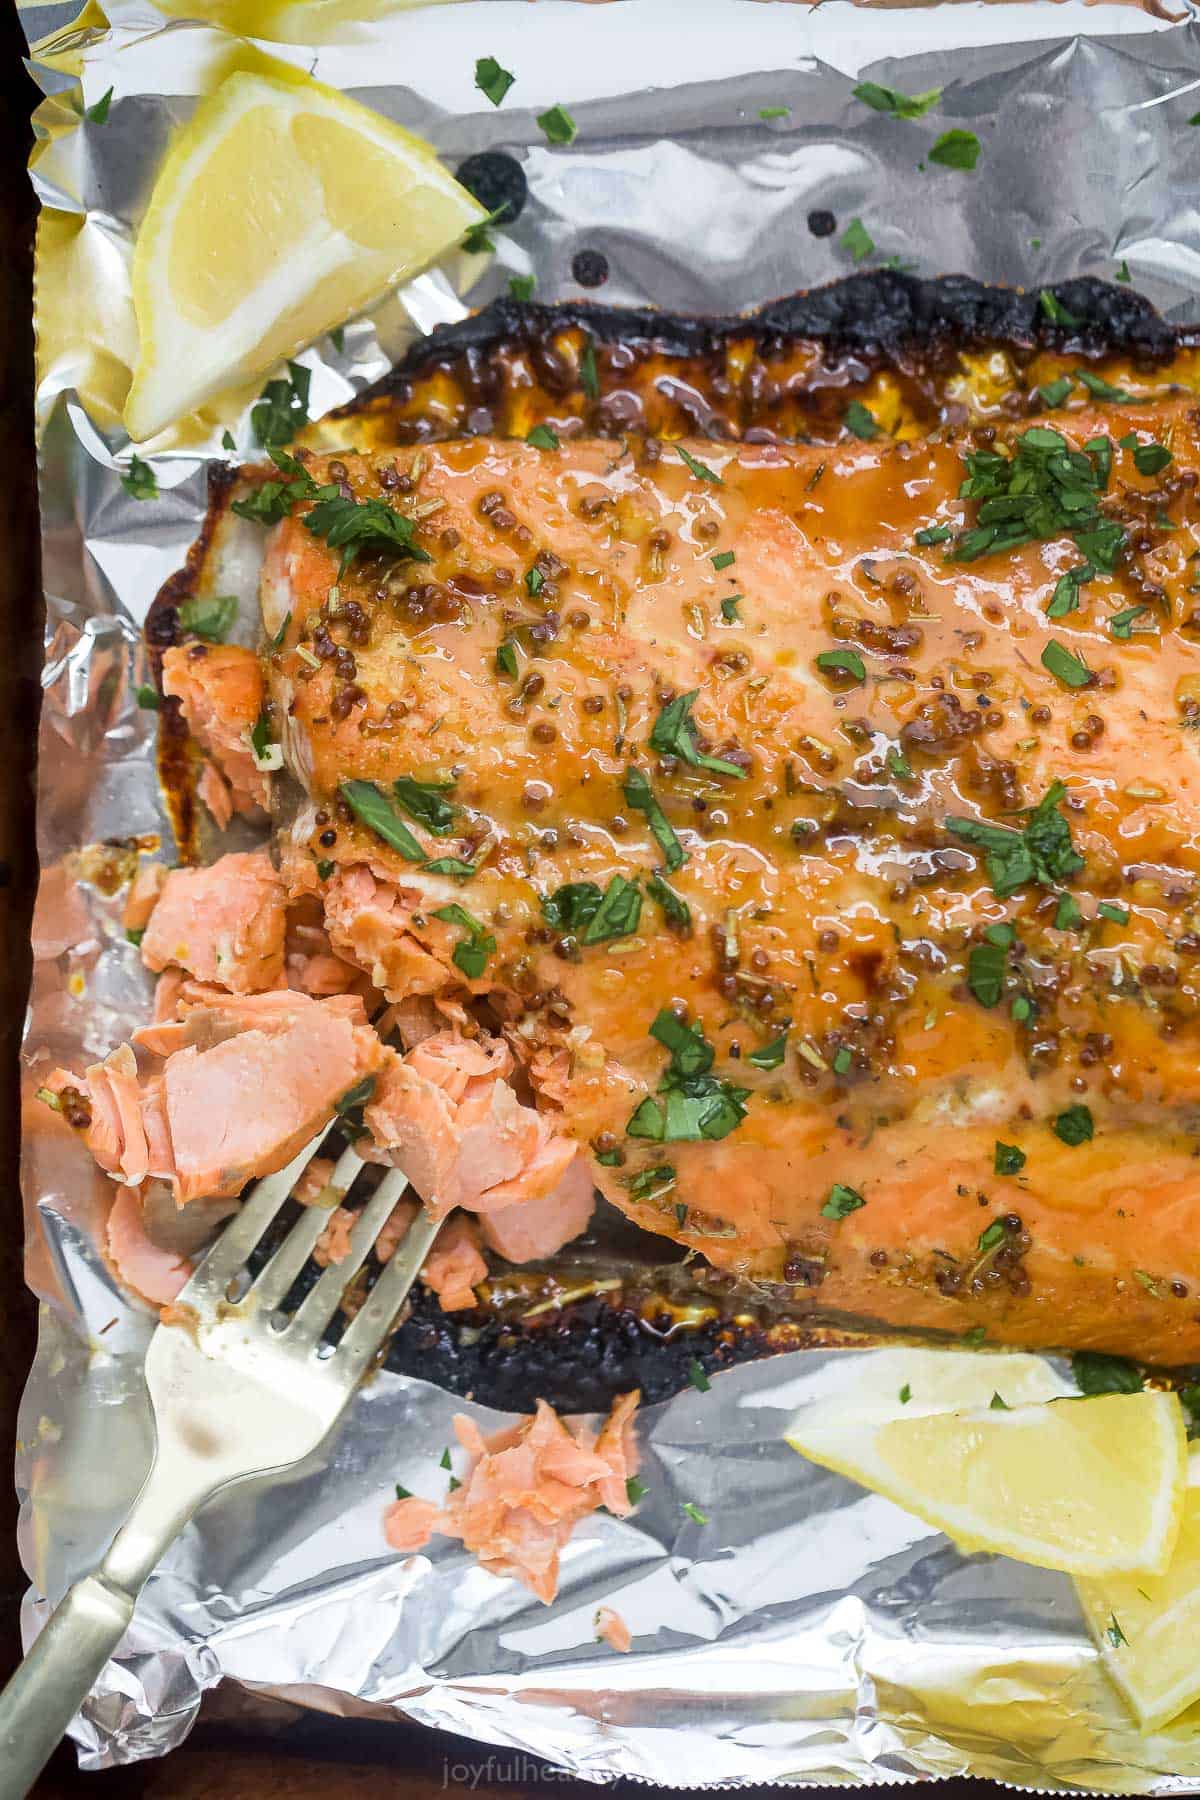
(202, 384), (1200, 1369)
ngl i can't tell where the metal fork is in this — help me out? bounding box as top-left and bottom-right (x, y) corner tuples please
(0, 1132), (440, 1797)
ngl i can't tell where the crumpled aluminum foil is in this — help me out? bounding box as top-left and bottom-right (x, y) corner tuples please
(18, 0), (1200, 1782)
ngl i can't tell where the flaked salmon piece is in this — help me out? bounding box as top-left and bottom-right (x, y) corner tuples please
(594, 1607), (632, 1654)
(321, 866), (454, 1001)
(382, 1391), (640, 1603)
(478, 1155), (594, 1265)
(140, 849), (286, 994)
(44, 990), (384, 1205)
(375, 1196), (419, 1264)
(364, 1032), (583, 1247)
(284, 909), (365, 997)
(197, 763), (234, 830)
(162, 642), (269, 822)
(419, 1212), (487, 1310)
(122, 862), (167, 935)
(105, 1184), (191, 1306)
(152, 966), (186, 1024)
(314, 1205), (356, 1267)
(294, 1154), (338, 1207)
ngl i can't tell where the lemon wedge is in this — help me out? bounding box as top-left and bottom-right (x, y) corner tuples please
(1076, 1452), (1200, 1728)
(125, 68), (483, 441)
(787, 1371), (1185, 1578)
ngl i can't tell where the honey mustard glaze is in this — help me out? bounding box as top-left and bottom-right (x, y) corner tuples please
(251, 380), (1200, 1364)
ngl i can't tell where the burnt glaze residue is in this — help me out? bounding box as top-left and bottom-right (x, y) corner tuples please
(336, 272), (1192, 451)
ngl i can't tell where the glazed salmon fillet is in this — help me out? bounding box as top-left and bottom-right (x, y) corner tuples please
(240, 404), (1200, 1365)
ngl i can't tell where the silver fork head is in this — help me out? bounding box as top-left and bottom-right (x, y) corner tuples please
(154, 1128), (438, 1431)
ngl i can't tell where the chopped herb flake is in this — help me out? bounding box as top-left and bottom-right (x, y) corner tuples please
(495, 638), (519, 679)
(681, 1501), (709, 1525)
(821, 1182), (865, 1220)
(392, 775), (457, 836)
(759, 105), (790, 121)
(928, 128), (980, 171)
(434, 904), (496, 981)
(1040, 290), (1080, 328)
(994, 1142), (1026, 1177)
(537, 103), (577, 145)
(990, 1392), (1010, 1411)
(815, 647), (866, 684)
(899, 1383), (912, 1404)
(579, 339), (599, 399)
(843, 400), (880, 441)
(711, 550), (735, 571)
(853, 81), (942, 119)
(121, 455), (157, 501)
(1075, 368), (1131, 403)
(526, 423), (559, 450)
(915, 523), (952, 546)
(947, 781), (1083, 899)
(748, 1027), (789, 1071)
(339, 780), (425, 861)
(1053, 1103), (1094, 1147)
(676, 443), (723, 485)
(1046, 563), (1093, 620)
(85, 86), (113, 123)
(1098, 901), (1129, 924)
(967, 940), (1007, 1008)
(840, 216), (875, 263)
(688, 1358), (711, 1392)
(508, 273), (536, 302)
(303, 490), (432, 579)
(623, 767), (686, 872)
(1072, 1351), (1142, 1395)
(720, 595), (742, 623)
(1107, 1614), (1129, 1649)
(1038, 376), (1073, 409)
(626, 1475), (648, 1504)
(475, 55), (515, 106)
(134, 683), (160, 710)
(251, 360), (310, 448)
(649, 689), (746, 778)
(646, 871), (691, 931)
(178, 593), (238, 643)
(1041, 639), (1091, 689)
(221, 429), (237, 453)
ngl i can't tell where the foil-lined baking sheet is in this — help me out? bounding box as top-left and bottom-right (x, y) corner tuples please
(18, 0), (1200, 1782)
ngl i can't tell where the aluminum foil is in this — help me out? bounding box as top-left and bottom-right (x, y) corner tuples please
(19, 0), (1200, 1783)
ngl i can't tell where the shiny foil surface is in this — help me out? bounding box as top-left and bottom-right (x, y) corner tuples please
(17, 0), (1200, 1782)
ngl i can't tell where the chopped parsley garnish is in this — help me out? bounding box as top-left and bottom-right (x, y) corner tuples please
(508, 273), (536, 302)
(623, 767), (685, 872)
(433, 904), (496, 980)
(394, 1482), (410, 1500)
(85, 86), (113, 123)
(526, 423), (559, 451)
(1119, 435), (1172, 477)
(475, 55), (515, 106)
(1098, 901), (1129, 924)
(815, 647), (866, 684)
(269, 609), (292, 651)
(178, 593), (237, 643)
(899, 1383), (912, 1404)
(579, 338), (599, 399)
(886, 746), (912, 781)
(711, 550), (735, 571)
(134, 683), (160, 710)
(1106, 1614), (1129, 1650)
(994, 1142), (1026, 1177)
(833, 1047), (853, 1075)
(681, 1501), (709, 1525)
(335, 1075), (376, 1137)
(989, 1392), (1010, 1411)
(329, 327), (345, 353)
(303, 490), (433, 579)
(1046, 563), (1092, 619)
(821, 1182), (865, 1220)
(496, 638), (519, 679)
(626, 1010), (749, 1144)
(526, 566), (545, 597)
(747, 1027), (789, 1071)
(249, 711), (278, 767)
(626, 1475), (648, 1505)
(967, 940), (1007, 1008)
(962, 1326), (987, 1347)
(676, 443), (723, 485)
(462, 205), (510, 254)
(646, 871), (690, 931)
(928, 129), (980, 171)
(1011, 996), (1032, 1023)
(1075, 368), (1131, 403)
(688, 1358), (710, 1392)
(316, 860), (334, 880)
(422, 856), (478, 880)
(977, 1219), (1008, 1255)
(542, 874), (642, 944)
(915, 523), (952, 546)
(339, 780), (425, 861)
(221, 429), (237, 453)
(843, 400), (880, 441)
(946, 781), (1083, 899)
(650, 690), (745, 778)
(984, 922), (1015, 948)
(720, 595), (742, 623)
(1053, 1103), (1094, 1147)
(121, 455), (157, 501)
(949, 425), (1121, 568)
(392, 775), (457, 835)
(840, 216), (874, 263)
(758, 104), (790, 120)
(853, 81), (942, 118)
(1054, 892), (1082, 930)
(626, 1163), (676, 1199)
(251, 360), (310, 448)
(1041, 639), (1091, 689)
(125, 926), (145, 947)
(1037, 376), (1073, 409)
(439, 1447), (452, 1470)
(1116, 261), (1132, 284)
(537, 103), (577, 144)
(1072, 1351), (1142, 1396)
(1040, 290), (1080, 328)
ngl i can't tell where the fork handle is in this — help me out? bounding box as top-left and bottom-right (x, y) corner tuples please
(0, 1572), (134, 1797)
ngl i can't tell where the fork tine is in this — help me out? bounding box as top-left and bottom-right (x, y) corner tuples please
(250, 1143), (365, 1313)
(183, 1132), (330, 1299)
(286, 1167), (412, 1343)
(334, 1206), (442, 1379)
